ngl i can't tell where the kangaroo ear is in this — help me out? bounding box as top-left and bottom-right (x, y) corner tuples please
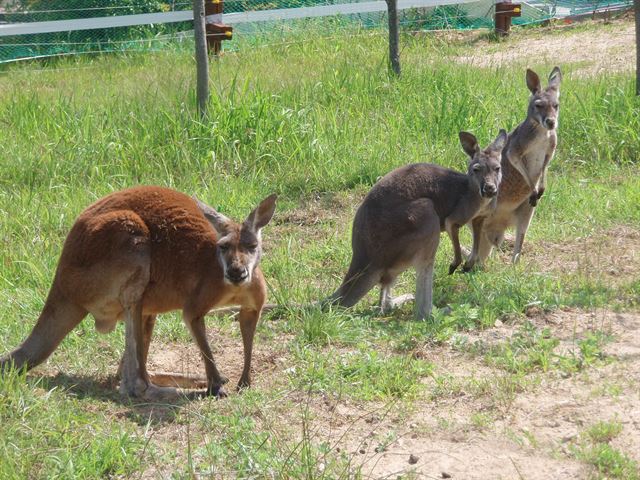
(245, 194), (277, 232)
(459, 131), (479, 158)
(526, 68), (541, 94)
(547, 66), (562, 91)
(490, 129), (508, 152)
(193, 196), (232, 236)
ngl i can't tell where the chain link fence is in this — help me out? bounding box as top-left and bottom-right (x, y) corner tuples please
(0, 0), (634, 63)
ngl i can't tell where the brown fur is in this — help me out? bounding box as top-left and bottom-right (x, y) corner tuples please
(0, 186), (277, 400)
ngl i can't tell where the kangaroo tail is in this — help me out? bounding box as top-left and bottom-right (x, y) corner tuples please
(0, 284), (86, 373)
(323, 258), (380, 309)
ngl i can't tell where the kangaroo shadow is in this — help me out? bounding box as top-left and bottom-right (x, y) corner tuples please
(29, 372), (207, 425)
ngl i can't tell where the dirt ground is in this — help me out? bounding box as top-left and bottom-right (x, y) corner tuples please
(454, 18), (636, 76)
(141, 306), (639, 479)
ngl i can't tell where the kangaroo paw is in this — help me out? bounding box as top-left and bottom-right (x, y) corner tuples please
(529, 192), (539, 207)
(237, 378), (251, 392)
(206, 384), (228, 399)
(462, 261), (475, 272)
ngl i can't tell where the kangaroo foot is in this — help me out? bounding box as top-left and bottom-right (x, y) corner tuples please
(119, 377), (183, 402)
(148, 371), (208, 389)
(387, 293), (414, 311)
(205, 375), (229, 399)
(206, 384), (228, 399)
(142, 383), (183, 402)
(237, 377), (251, 392)
(449, 260), (462, 275)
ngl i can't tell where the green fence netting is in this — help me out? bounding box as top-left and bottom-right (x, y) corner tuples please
(0, 0), (633, 63)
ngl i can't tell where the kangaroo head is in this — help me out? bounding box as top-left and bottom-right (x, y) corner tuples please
(459, 129), (506, 199)
(526, 66), (562, 131)
(194, 194), (277, 286)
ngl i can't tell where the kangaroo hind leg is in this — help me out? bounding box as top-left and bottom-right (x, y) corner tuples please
(513, 201), (536, 263)
(414, 202), (440, 321)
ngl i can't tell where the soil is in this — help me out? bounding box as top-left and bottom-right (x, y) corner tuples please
(453, 19), (636, 76)
(138, 307), (640, 479)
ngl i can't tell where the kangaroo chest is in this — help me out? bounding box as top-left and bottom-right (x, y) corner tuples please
(522, 132), (553, 183)
(498, 130), (555, 206)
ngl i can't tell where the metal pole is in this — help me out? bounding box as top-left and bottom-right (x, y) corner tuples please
(193, 0), (210, 116)
(386, 0), (400, 76)
(635, 0), (639, 95)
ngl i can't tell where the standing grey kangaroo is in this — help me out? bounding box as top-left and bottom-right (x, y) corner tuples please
(464, 67), (562, 269)
(326, 130), (506, 320)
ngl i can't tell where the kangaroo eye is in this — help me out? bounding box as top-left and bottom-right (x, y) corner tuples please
(494, 166), (501, 173)
(246, 244), (258, 251)
(218, 243), (229, 251)
(553, 103), (559, 109)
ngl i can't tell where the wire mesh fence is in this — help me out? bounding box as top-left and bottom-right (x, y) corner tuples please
(0, 0), (634, 63)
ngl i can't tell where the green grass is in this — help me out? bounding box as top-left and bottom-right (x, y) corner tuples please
(571, 421), (639, 480)
(0, 369), (142, 479)
(290, 345), (433, 400)
(0, 19), (639, 478)
(477, 322), (610, 376)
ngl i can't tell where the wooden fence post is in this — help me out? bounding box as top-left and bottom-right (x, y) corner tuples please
(205, 0), (233, 56)
(386, 0), (400, 76)
(193, 0), (210, 117)
(635, 0), (639, 95)
(494, 1), (521, 36)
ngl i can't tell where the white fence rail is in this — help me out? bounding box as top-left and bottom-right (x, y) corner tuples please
(0, 0), (476, 37)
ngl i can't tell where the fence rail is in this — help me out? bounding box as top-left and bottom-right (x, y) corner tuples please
(0, 0), (476, 37)
(0, 0), (633, 63)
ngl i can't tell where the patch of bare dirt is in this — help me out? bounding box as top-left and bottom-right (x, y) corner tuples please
(267, 190), (361, 246)
(293, 308), (640, 479)
(101, 307), (639, 479)
(146, 324), (290, 391)
(454, 19), (636, 76)
(527, 225), (640, 286)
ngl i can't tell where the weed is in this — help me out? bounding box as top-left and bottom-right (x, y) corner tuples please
(289, 346), (432, 400)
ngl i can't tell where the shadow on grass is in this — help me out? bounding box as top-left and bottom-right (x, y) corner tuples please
(30, 372), (208, 425)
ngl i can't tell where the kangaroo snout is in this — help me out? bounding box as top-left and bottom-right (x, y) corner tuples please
(481, 182), (497, 198)
(544, 117), (556, 129)
(226, 266), (249, 284)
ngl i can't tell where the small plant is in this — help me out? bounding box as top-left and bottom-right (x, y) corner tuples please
(297, 307), (349, 347)
(585, 421), (623, 444)
(290, 347), (433, 400)
(570, 421), (639, 480)
(483, 322), (610, 376)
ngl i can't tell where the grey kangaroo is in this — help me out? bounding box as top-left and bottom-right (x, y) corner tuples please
(326, 130), (506, 320)
(464, 67), (562, 269)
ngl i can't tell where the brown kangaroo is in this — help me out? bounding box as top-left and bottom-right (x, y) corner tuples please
(464, 67), (562, 269)
(326, 130), (506, 320)
(0, 186), (277, 401)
